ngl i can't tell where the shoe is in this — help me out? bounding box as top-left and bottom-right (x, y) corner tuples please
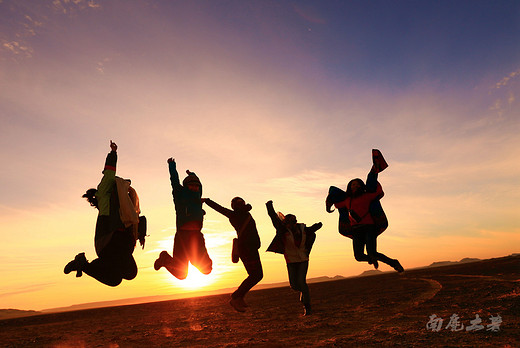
(154, 251), (169, 271)
(372, 149), (388, 173)
(237, 297), (249, 308)
(303, 304), (312, 316)
(368, 257), (379, 270)
(64, 252), (87, 277)
(392, 259), (404, 273)
(229, 297), (246, 312)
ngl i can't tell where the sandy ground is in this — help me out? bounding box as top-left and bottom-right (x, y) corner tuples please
(1, 255), (518, 347)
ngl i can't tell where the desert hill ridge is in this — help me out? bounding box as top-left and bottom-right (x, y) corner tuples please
(1, 253), (518, 347)
(429, 257), (481, 267)
(1, 254), (515, 320)
(40, 275), (348, 314)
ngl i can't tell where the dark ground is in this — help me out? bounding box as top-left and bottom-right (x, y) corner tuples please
(1, 255), (518, 347)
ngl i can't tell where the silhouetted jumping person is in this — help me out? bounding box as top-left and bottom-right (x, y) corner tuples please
(64, 141), (146, 286)
(266, 200), (322, 316)
(203, 197), (263, 312)
(154, 158), (212, 279)
(326, 149), (403, 273)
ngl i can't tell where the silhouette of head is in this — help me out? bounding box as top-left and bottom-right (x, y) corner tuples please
(82, 188), (98, 208)
(183, 170), (201, 192)
(231, 197), (252, 212)
(283, 214), (297, 227)
(346, 178), (366, 197)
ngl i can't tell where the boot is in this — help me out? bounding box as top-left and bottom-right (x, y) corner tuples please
(237, 297), (249, 308)
(154, 251), (169, 271)
(303, 303), (312, 316)
(368, 256), (379, 270)
(64, 252), (88, 277)
(229, 297), (246, 312)
(372, 149), (388, 173)
(392, 259), (404, 273)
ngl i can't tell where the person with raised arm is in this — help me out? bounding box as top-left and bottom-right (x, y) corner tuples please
(203, 196), (263, 312)
(326, 149), (403, 273)
(154, 158), (212, 279)
(64, 141), (146, 286)
(266, 200), (322, 316)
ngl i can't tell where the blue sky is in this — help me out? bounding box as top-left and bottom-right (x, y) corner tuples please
(1, 0), (519, 310)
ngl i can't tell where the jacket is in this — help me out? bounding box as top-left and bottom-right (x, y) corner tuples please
(265, 201), (321, 262)
(205, 199), (261, 251)
(94, 151), (126, 255)
(169, 161), (205, 229)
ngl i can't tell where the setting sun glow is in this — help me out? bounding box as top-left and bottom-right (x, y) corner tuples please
(1, 0), (519, 313)
(171, 263), (218, 291)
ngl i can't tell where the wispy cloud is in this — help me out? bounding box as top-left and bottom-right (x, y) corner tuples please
(0, 283), (55, 298)
(493, 69), (520, 89)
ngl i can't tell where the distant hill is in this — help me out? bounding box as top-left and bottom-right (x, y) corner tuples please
(359, 270), (383, 277)
(429, 257), (481, 268)
(0, 309), (40, 320)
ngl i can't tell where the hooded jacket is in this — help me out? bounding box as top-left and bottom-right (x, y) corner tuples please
(169, 161), (205, 229)
(204, 199), (261, 251)
(327, 171), (388, 238)
(265, 201), (321, 263)
(94, 150), (136, 255)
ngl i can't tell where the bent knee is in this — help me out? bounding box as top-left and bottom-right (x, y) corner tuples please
(106, 278), (123, 287)
(254, 271), (263, 282)
(124, 269), (138, 281)
(200, 267), (212, 275)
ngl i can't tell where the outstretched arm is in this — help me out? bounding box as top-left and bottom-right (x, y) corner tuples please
(204, 198), (233, 218)
(305, 222), (323, 234)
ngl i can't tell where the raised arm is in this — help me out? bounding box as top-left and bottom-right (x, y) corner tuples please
(266, 200), (285, 231)
(367, 149), (387, 193)
(96, 141), (117, 215)
(168, 157), (181, 197)
(204, 198), (233, 219)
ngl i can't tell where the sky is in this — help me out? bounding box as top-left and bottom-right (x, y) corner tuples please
(1, 0), (519, 311)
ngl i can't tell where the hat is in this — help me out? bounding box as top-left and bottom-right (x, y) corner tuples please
(182, 170), (201, 187)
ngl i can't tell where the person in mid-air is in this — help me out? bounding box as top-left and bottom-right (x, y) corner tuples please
(203, 197), (263, 312)
(326, 149), (403, 273)
(154, 158), (212, 279)
(64, 140), (146, 286)
(266, 200), (322, 316)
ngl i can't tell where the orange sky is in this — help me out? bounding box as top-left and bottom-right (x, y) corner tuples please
(1, 1), (519, 311)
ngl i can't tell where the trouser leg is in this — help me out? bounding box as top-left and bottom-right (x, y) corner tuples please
(84, 256), (124, 287)
(287, 261), (310, 306)
(365, 226), (395, 266)
(232, 249), (263, 299)
(352, 231), (370, 262)
(85, 229), (136, 286)
(165, 231), (189, 279)
(188, 230), (213, 275)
